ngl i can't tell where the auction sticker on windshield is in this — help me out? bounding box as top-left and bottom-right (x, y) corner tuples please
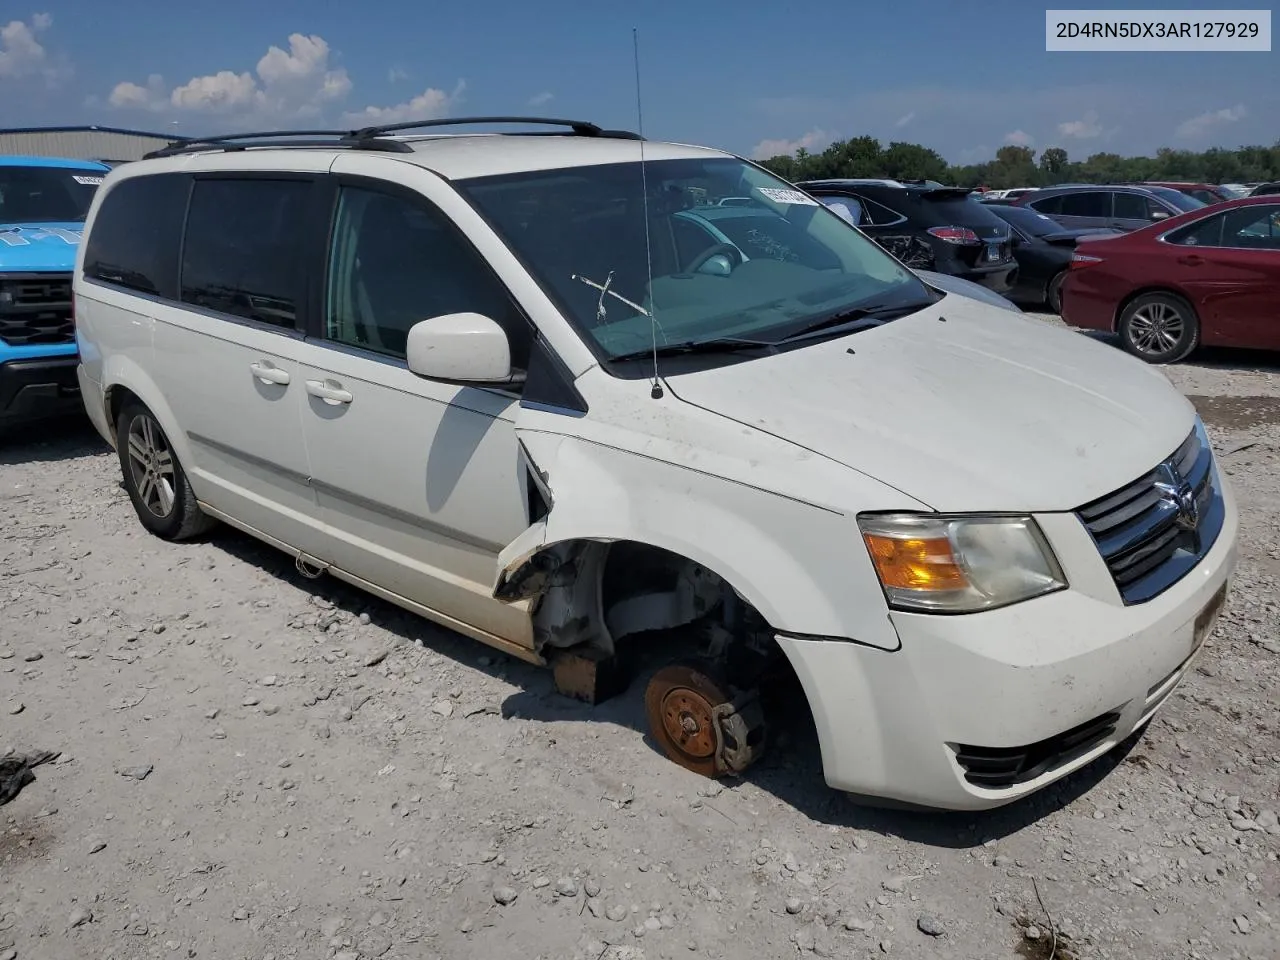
(756, 187), (818, 205)
(72, 175), (104, 185)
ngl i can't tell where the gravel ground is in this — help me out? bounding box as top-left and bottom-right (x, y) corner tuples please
(2, 316), (1278, 960)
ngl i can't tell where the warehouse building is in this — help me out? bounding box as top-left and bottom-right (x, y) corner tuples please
(0, 125), (186, 164)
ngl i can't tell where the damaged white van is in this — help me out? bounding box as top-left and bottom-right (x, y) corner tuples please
(72, 119), (1237, 810)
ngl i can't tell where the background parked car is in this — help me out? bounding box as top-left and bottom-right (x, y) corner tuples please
(1015, 184), (1205, 233)
(0, 155), (108, 435)
(1061, 196), (1280, 363)
(985, 203), (1120, 312)
(1249, 181), (1280, 197)
(798, 178), (1017, 292)
(1136, 181), (1232, 204)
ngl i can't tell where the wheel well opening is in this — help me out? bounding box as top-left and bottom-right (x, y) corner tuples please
(104, 385), (140, 442)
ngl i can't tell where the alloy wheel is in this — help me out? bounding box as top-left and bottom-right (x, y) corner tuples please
(1126, 301), (1186, 357)
(126, 414), (177, 518)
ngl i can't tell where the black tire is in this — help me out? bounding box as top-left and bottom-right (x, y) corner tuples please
(1117, 292), (1200, 364)
(115, 400), (214, 540)
(1046, 270), (1066, 315)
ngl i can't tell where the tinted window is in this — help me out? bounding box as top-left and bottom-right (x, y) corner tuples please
(83, 173), (189, 297)
(0, 165), (102, 223)
(1168, 214), (1224, 247)
(1222, 205), (1280, 249)
(1113, 192), (1161, 220)
(1027, 194), (1062, 215)
(324, 186), (532, 368)
(180, 179), (310, 328)
(1057, 192), (1109, 218)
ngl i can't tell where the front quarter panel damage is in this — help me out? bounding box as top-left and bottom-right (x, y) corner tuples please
(493, 431), (905, 655)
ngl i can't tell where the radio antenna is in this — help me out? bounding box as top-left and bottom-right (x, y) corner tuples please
(632, 27), (662, 400)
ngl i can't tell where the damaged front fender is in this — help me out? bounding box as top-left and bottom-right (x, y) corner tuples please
(491, 430), (905, 655)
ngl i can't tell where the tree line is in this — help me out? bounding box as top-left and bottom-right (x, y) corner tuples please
(757, 138), (1280, 190)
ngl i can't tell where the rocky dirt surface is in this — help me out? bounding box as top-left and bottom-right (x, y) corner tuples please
(2, 321), (1278, 960)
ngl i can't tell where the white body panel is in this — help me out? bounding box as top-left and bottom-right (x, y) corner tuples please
(72, 137), (1239, 810)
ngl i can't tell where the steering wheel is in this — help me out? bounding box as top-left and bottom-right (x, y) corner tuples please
(684, 242), (743, 275)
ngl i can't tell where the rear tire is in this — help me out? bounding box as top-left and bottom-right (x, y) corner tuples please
(1046, 270), (1066, 314)
(1117, 292), (1199, 364)
(116, 400), (214, 540)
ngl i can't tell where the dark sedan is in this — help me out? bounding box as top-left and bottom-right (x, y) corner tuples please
(985, 204), (1120, 312)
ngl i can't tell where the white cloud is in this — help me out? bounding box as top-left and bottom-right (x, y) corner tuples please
(528, 91), (554, 108)
(342, 80), (466, 126)
(750, 128), (830, 160)
(388, 66), (408, 83)
(1003, 129), (1034, 147)
(109, 73), (166, 110)
(894, 111), (916, 129)
(0, 12), (51, 80)
(1057, 110), (1102, 139)
(1175, 103), (1247, 140)
(108, 32), (352, 120)
(171, 70), (258, 111)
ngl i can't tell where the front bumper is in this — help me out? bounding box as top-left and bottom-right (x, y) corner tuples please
(778, 479), (1239, 810)
(0, 354), (83, 429)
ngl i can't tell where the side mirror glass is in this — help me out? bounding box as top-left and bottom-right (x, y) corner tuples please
(405, 312), (514, 384)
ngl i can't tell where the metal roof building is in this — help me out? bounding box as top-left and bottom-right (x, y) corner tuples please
(0, 126), (186, 164)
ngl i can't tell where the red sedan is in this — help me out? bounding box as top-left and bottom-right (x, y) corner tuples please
(1061, 196), (1280, 363)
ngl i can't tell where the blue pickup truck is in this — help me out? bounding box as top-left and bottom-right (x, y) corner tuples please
(0, 155), (109, 434)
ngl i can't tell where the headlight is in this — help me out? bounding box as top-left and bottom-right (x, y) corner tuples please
(858, 513), (1066, 613)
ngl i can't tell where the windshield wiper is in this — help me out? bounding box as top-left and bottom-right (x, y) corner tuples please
(607, 337), (775, 364)
(779, 300), (930, 344)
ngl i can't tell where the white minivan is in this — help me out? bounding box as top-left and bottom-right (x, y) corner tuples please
(72, 119), (1237, 810)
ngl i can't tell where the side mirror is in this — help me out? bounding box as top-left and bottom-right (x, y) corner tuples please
(1150, 210), (1171, 220)
(405, 312), (514, 384)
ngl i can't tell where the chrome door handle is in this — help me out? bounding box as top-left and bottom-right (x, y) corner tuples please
(249, 361), (290, 385)
(305, 379), (353, 404)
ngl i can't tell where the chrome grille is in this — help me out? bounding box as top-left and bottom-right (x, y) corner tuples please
(1077, 423), (1225, 604)
(0, 273), (74, 346)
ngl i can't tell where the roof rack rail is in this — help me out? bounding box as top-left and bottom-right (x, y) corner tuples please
(346, 115), (642, 140)
(142, 129), (414, 160)
(141, 116), (643, 160)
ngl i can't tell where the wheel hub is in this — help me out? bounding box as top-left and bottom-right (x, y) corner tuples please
(661, 689), (716, 760)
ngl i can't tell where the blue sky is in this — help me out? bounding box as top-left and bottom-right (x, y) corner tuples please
(1, 1), (1275, 163)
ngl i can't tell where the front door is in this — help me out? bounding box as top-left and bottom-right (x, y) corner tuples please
(293, 175), (538, 651)
(152, 170), (332, 558)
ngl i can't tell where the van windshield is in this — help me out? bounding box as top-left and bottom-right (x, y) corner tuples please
(0, 165), (104, 224)
(457, 158), (932, 363)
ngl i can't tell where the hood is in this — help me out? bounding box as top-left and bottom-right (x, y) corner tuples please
(0, 222), (84, 271)
(662, 297), (1194, 512)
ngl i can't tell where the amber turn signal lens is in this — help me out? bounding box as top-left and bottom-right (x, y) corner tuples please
(862, 533), (968, 592)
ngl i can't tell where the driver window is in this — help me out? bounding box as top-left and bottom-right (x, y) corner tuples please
(324, 185), (532, 370)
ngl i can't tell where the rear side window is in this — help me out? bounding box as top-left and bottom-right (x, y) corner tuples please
(1057, 192), (1109, 218)
(180, 178), (311, 329)
(83, 174), (189, 297)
